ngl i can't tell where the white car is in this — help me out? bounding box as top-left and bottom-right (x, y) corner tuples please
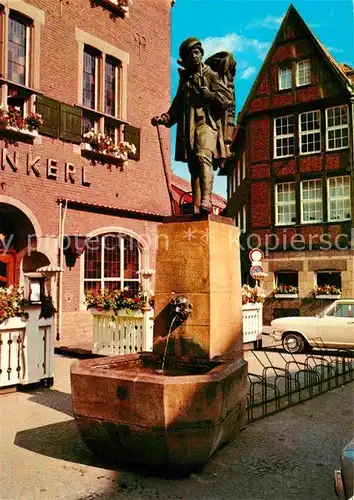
(270, 299), (354, 354)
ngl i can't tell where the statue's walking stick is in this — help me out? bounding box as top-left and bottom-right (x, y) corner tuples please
(156, 124), (176, 216)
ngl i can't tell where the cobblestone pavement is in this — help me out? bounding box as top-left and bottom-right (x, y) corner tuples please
(0, 354), (353, 500)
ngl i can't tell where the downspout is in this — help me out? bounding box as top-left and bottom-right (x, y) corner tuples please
(57, 199), (68, 341)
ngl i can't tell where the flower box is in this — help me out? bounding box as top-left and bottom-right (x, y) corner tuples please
(93, 0), (131, 16)
(90, 308), (143, 318)
(274, 293), (298, 299)
(315, 294), (341, 300)
(0, 315), (27, 331)
(81, 147), (127, 166)
(0, 126), (38, 142)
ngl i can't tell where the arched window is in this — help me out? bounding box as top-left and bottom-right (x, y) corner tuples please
(84, 233), (141, 294)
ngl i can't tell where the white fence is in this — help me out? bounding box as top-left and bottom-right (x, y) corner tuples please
(0, 306), (54, 389)
(242, 302), (263, 344)
(92, 309), (154, 356)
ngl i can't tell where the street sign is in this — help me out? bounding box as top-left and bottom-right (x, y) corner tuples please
(250, 265), (264, 278)
(249, 249), (264, 263)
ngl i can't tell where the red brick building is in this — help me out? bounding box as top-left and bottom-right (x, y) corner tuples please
(0, 0), (173, 348)
(224, 5), (354, 323)
(171, 173), (226, 215)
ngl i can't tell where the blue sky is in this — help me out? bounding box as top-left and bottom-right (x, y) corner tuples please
(168, 0), (354, 197)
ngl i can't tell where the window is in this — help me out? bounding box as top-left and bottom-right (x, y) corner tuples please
(326, 105), (349, 151)
(275, 182), (296, 226)
(333, 303), (353, 318)
(278, 66), (292, 90)
(301, 179), (323, 223)
(0, 5), (44, 121)
(274, 115), (295, 158)
(241, 151), (246, 180)
(296, 59), (311, 86)
(328, 176), (351, 222)
(236, 160), (241, 187)
(316, 271), (341, 290)
(237, 205), (246, 233)
(275, 271), (298, 288)
(8, 15), (30, 86)
(76, 30), (141, 158)
(82, 45), (122, 143)
(232, 164), (238, 193)
(84, 234), (141, 294)
(105, 58), (119, 116)
(299, 110), (321, 154)
(228, 176), (233, 199)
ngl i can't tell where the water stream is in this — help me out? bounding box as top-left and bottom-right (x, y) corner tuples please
(155, 315), (178, 374)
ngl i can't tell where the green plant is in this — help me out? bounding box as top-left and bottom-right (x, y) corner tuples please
(314, 285), (341, 296)
(242, 285), (265, 305)
(274, 285), (299, 294)
(82, 130), (136, 160)
(86, 287), (150, 315)
(0, 285), (29, 324)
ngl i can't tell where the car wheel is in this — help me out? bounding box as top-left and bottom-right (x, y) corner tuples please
(282, 332), (305, 354)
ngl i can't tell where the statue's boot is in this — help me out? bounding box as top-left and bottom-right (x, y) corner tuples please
(191, 175), (201, 214)
(198, 155), (214, 214)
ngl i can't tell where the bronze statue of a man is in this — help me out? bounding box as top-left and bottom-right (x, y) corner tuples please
(152, 37), (235, 214)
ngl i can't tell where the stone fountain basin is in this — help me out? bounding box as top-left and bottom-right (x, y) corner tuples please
(71, 353), (247, 472)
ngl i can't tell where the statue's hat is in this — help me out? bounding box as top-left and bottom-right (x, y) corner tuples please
(178, 37), (204, 62)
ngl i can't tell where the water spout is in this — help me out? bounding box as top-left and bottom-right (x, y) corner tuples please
(156, 296), (192, 374)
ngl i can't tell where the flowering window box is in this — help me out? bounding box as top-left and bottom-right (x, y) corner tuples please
(315, 294), (341, 300)
(0, 126), (38, 142)
(274, 293), (299, 299)
(90, 308), (143, 318)
(0, 106), (42, 143)
(81, 131), (136, 166)
(314, 286), (341, 299)
(91, 0), (131, 17)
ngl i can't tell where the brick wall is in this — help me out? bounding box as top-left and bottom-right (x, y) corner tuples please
(0, 0), (173, 347)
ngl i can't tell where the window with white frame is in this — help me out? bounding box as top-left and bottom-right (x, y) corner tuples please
(301, 179), (323, 223)
(84, 234), (141, 295)
(296, 59), (311, 86)
(82, 45), (122, 144)
(275, 182), (296, 225)
(326, 105), (349, 151)
(328, 176), (351, 221)
(299, 110), (321, 154)
(274, 115), (295, 159)
(278, 66), (292, 90)
(316, 271), (341, 292)
(275, 271), (298, 290)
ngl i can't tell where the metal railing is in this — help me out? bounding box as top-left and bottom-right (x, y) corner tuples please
(246, 339), (354, 423)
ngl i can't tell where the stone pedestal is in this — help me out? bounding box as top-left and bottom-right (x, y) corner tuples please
(71, 214), (247, 473)
(153, 215), (243, 360)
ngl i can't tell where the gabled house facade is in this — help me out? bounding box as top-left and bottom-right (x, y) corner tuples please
(223, 4), (354, 324)
(0, 0), (173, 350)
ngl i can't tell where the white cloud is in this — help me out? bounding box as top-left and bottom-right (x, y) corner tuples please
(240, 66), (257, 80)
(327, 46), (344, 54)
(201, 33), (271, 60)
(246, 15), (283, 30)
